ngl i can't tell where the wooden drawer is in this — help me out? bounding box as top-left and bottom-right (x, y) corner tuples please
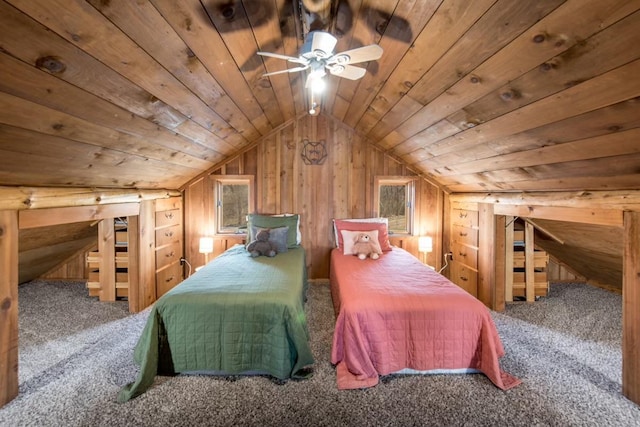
(451, 224), (478, 247)
(512, 283), (549, 297)
(156, 261), (183, 298)
(513, 230), (525, 243)
(156, 240), (182, 270)
(513, 251), (549, 269)
(451, 208), (478, 229)
(155, 223), (182, 247)
(155, 208), (181, 228)
(156, 196), (182, 212)
(450, 261), (477, 297)
(513, 271), (548, 284)
(115, 231), (128, 244)
(452, 242), (478, 269)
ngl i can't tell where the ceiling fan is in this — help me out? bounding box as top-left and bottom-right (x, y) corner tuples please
(257, 31), (383, 89)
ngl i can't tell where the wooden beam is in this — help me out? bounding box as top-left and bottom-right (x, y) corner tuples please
(494, 215), (506, 312)
(138, 200), (156, 311)
(0, 210), (18, 408)
(493, 205), (622, 227)
(450, 190), (640, 211)
(477, 203), (495, 308)
(525, 222), (535, 303)
(98, 220), (116, 302)
(523, 218), (565, 244)
(19, 203), (140, 229)
(127, 215), (140, 313)
(623, 211), (640, 405)
(0, 186), (180, 211)
(505, 216), (514, 303)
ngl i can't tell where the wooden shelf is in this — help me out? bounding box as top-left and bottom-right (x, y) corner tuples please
(506, 219), (549, 302)
(85, 219), (130, 301)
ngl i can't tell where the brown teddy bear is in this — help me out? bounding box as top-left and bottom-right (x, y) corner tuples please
(352, 233), (382, 260)
(247, 228), (277, 257)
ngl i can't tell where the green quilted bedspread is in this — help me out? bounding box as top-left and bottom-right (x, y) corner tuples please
(118, 245), (313, 402)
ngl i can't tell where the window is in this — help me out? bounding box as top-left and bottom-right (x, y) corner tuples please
(212, 175), (254, 234)
(374, 176), (415, 235)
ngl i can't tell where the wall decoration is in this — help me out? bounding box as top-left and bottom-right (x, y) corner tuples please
(301, 139), (327, 165)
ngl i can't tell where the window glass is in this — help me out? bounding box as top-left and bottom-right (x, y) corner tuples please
(213, 176), (253, 234)
(375, 177), (415, 235)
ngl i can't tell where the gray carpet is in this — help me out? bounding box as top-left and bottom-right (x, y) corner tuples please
(1, 280), (639, 427)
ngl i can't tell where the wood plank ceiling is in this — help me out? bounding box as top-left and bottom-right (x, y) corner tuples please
(0, 0), (639, 193)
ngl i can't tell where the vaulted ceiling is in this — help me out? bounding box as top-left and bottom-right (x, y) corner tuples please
(1, 0), (639, 193)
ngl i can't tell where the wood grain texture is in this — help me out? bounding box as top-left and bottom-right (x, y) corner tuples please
(0, 0), (638, 194)
(623, 211), (640, 405)
(0, 211), (18, 407)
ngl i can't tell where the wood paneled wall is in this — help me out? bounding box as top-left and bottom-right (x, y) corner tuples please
(183, 114), (444, 279)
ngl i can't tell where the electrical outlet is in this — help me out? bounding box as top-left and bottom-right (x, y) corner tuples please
(180, 257), (186, 265)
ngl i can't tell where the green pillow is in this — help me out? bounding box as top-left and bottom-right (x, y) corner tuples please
(248, 213), (300, 248)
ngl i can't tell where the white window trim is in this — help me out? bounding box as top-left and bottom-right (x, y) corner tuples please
(373, 176), (416, 236)
(212, 175), (254, 235)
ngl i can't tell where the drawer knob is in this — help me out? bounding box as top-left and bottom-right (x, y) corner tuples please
(458, 251), (466, 257)
(166, 251), (175, 258)
(459, 232), (467, 237)
(165, 231), (173, 237)
(459, 212), (467, 218)
(460, 276), (468, 281)
(165, 212), (174, 219)
(165, 276), (174, 283)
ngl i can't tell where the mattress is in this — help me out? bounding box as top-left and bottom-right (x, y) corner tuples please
(118, 245), (313, 402)
(329, 247), (520, 390)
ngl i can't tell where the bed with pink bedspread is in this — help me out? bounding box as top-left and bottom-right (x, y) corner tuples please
(329, 247), (521, 390)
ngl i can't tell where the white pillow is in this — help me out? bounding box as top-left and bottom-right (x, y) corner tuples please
(341, 229), (380, 255)
(333, 217), (388, 248)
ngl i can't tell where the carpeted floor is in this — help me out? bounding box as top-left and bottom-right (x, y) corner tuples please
(1, 279), (639, 427)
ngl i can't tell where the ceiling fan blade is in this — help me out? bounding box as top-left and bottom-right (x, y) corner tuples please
(309, 31), (338, 57)
(329, 44), (383, 65)
(262, 65), (309, 77)
(329, 64), (367, 80)
(257, 51), (308, 65)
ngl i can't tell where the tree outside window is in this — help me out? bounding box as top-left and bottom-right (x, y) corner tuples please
(374, 177), (415, 235)
(212, 176), (254, 234)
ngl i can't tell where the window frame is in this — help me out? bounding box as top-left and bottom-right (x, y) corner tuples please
(373, 176), (416, 236)
(211, 175), (254, 235)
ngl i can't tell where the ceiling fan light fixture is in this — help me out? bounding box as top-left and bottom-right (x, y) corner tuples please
(257, 30), (383, 116)
(309, 77), (326, 93)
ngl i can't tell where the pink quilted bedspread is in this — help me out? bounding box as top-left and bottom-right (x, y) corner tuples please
(330, 248), (521, 390)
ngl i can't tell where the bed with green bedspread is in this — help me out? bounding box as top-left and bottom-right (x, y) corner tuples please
(118, 245), (313, 402)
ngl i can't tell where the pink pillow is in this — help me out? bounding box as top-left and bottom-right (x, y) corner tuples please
(334, 219), (392, 251)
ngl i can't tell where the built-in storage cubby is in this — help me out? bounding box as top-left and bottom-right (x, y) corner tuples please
(86, 218), (129, 301)
(506, 218), (549, 302)
(85, 197), (184, 307)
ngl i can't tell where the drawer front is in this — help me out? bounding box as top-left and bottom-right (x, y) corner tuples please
(155, 223), (183, 247)
(155, 196), (182, 212)
(450, 261), (478, 297)
(156, 261), (183, 298)
(156, 240), (182, 270)
(155, 208), (181, 228)
(452, 242), (478, 269)
(451, 224), (478, 246)
(451, 208), (478, 229)
(513, 251), (549, 269)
